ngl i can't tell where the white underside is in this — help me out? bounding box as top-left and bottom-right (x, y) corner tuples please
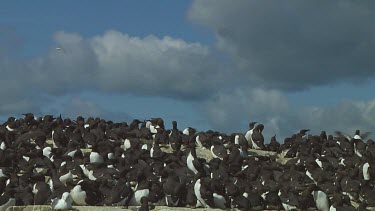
(0, 142), (6, 150)
(67, 150), (77, 157)
(194, 179), (210, 208)
(210, 146), (219, 159)
(52, 193), (73, 210)
(0, 169), (6, 178)
(329, 205), (337, 211)
(23, 156), (30, 162)
(70, 185), (87, 205)
(306, 170), (317, 184)
(129, 189), (150, 206)
(353, 135), (361, 140)
(354, 143), (363, 157)
(150, 125), (158, 134)
(282, 202), (297, 211)
(79, 165), (97, 181)
(182, 128), (189, 135)
(315, 159), (323, 169)
(187, 152), (198, 174)
(6, 125), (14, 131)
(43, 147), (52, 158)
(213, 193), (226, 209)
(59, 171), (73, 185)
(245, 130), (253, 141)
(312, 190), (329, 211)
(339, 157), (346, 166)
(196, 136), (203, 148)
(363, 162), (370, 180)
(261, 191), (269, 200)
(108, 152), (115, 160)
(124, 139), (131, 150)
(141, 144), (148, 150)
(32, 183), (38, 195)
(90, 152), (104, 163)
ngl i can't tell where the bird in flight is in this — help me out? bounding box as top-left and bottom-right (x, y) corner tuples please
(55, 47), (65, 53)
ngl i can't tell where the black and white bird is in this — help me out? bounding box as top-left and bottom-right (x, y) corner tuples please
(251, 124), (265, 150)
(51, 192), (73, 210)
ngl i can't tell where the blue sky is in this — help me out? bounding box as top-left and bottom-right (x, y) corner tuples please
(2, 1), (375, 141)
(1, 1), (213, 57)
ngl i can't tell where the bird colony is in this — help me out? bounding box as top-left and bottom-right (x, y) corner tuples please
(0, 113), (374, 211)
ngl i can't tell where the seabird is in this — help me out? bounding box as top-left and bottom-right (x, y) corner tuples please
(267, 135), (280, 152)
(128, 171), (151, 206)
(251, 124), (265, 150)
(51, 192), (73, 210)
(309, 185), (329, 211)
(33, 181), (52, 205)
(108, 179), (133, 206)
(70, 180), (103, 206)
(244, 122), (257, 143)
(162, 170), (183, 207)
(278, 187), (299, 211)
(210, 138), (227, 160)
(186, 145), (204, 175)
(329, 192), (356, 211)
(169, 121), (182, 152)
(55, 47), (65, 52)
(89, 151), (104, 164)
(194, 177), (214, 208)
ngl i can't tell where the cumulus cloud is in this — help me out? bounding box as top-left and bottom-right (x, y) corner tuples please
(31, 32), (100, 94)
(1, 29), (226, 115)
(201, 88), (375, 141)
(27, 30), (225, 99)
(91, 31), (229, 99)
(189, 0), (375, 91)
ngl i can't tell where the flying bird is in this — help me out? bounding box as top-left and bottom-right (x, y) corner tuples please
(55, 47), (66, 53)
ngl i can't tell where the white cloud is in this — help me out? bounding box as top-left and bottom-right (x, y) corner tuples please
(301, 100), (375, 136)
(29, 30), (224, 99)
(89, 30), (225, 98)
(1, 29), (224, 115)
(201, 88), (375, 141)
(201, 88), (290, 136)
(30, 31), (99, 94)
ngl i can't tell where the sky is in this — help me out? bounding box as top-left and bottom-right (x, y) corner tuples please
(1, 1), (375, 142)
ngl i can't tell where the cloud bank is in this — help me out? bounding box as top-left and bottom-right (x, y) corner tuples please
(29, 31), (225, 99)
(189, 0), (375, 91)
(201, 88), (375, 140)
